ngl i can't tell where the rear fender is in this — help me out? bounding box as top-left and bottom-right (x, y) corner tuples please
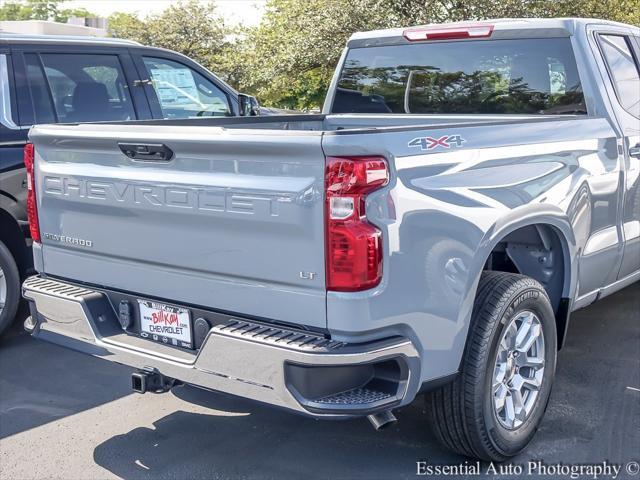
(451, 205), (576, 370)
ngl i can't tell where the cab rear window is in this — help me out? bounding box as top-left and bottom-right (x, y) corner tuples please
(332, 37), (586, 115)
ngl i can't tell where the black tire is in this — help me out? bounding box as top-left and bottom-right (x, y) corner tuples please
(426, 271), (557, 461)
(0, 240), (21, 337)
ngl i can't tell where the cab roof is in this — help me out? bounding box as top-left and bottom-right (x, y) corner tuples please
(347, 18), (639, 48)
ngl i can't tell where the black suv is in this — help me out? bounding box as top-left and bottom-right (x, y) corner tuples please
(0, 33), (262, 335)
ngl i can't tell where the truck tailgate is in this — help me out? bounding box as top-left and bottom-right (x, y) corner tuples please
(29, 124), (327, 329)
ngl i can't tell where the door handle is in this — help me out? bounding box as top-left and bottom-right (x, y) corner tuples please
(630, 144), (640, 159)
(118, 143), (174, 162)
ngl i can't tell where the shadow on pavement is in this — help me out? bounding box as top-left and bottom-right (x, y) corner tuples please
(0, 313), (133, 439)
(527, 282), (640, 462)
(1, 284), (636, 478)
(92, 284), (639, 480)
(92, 385), (458, 480)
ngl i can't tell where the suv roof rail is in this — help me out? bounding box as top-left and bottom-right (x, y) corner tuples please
(0, 33), (141, 46)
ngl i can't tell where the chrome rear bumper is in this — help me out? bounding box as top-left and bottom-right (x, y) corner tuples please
(23, 275), (420, 417)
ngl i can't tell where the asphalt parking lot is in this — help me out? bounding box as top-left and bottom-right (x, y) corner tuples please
(0, 283), (638, 480)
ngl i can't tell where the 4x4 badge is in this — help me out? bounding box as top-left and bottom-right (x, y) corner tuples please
(408, 134), (466, 151)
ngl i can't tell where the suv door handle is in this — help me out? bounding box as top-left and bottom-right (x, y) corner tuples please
(630, 144), (640, 158)
(118, 143), (174, 162)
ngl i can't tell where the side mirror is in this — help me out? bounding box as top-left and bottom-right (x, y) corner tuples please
(238, 93), (260, 116)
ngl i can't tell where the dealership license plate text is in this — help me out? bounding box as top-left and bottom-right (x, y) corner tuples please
(138, 300), (192, 348)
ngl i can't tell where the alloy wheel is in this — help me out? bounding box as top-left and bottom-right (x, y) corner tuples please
(0, 266), (6, 315)
(492, 310), (546, 430)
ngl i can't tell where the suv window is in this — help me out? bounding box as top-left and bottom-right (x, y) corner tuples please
(24, 53), (56, 124)
(598, 34), (640, 118)
(142, 57), (231, 118)
(0, 54), (19, 128)
(31, 54), (136, 123)
(333, 37), (586, 115)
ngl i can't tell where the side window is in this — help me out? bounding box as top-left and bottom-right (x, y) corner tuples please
(24, 53), (56, 124)
(37, 54), (136, 123)
(142, 57), (231, 118)
(598, 34), (640, 118)
(0, 54), (19, 127)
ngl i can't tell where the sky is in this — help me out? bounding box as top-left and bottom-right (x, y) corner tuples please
(62, 0), (267, 26)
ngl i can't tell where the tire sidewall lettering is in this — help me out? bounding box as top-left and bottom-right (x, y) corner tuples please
(484, 285), (556, 456)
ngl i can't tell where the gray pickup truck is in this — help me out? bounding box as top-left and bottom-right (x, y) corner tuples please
(22, 18), (640, 461)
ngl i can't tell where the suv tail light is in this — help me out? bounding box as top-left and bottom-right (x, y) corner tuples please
(325, 156), (388, 291)
(403, 24), (494, 41)
(23, 143), (41, 243)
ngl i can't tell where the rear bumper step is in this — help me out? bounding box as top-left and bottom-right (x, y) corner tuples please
(23, 275), (421, 417)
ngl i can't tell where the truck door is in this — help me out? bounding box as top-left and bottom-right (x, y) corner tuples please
(595, 31), (640, 281)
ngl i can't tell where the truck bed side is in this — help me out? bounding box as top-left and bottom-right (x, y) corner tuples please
(29, 114), (618, 383)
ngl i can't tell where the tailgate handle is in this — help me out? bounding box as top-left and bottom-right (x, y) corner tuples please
(118, 143), (174, 162)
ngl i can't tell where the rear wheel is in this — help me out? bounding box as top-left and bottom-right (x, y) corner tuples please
(0, 240), (20, 336)
(426, 272), (557, 460)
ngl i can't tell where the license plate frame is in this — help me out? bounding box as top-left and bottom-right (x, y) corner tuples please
(137, 299), (193, 349)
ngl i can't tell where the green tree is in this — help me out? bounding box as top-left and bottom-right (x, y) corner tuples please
(108, 1), (229, 70)
(56, 7), (95, 23)
(226, 0), (638, 109)
(225, 0), (395, 109)
(0, 2), (31, 20)
(383, 0), (639, 25)
(28, 0), (61, 20)
(0, 0), (96, 22)
(107, 12), (145, 40)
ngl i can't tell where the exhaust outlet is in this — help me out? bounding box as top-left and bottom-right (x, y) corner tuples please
(367, 410), (397, 431)
(24, 316), (37, 333)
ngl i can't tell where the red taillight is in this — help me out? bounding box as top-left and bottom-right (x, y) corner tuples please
(23, 143), (41, 243)
(403, 24), (494, 41)
(325, 156), (388, 291)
